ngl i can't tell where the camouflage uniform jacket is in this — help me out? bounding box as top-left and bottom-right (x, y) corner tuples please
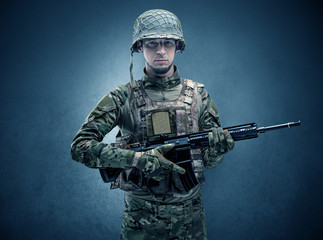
(70, 66), (225, 202)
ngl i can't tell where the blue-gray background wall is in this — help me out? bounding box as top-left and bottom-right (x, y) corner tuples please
(1, 0), (322, 239)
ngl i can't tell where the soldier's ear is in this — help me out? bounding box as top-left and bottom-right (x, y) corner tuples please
(175, 40), (180, 53)
(137, 41), (143, 53)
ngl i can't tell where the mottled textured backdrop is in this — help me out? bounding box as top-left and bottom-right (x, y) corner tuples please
(1, 0), (322, 239)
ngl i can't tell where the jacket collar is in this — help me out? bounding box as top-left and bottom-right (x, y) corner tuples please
(142, 66), (181, 90)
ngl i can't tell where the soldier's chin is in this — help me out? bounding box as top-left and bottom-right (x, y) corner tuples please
(150, 64), (172, 75)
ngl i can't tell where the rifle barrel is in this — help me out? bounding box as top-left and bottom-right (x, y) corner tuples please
(257, 121), (301, 133)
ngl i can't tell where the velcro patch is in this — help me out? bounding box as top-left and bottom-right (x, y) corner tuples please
(152, 112), (171, 135)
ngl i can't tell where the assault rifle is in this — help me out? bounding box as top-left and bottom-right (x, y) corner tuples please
(99, 121), (301, 191)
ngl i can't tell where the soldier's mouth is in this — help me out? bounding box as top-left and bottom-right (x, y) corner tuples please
(155, 59), (168, 63)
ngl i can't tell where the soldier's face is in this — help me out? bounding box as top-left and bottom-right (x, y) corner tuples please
(138, 38), (177, 76)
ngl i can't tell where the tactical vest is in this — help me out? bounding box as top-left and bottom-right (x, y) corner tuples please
(111, 79), (205, 199)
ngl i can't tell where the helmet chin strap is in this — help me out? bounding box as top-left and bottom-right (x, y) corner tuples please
(130, 50), (136, 89)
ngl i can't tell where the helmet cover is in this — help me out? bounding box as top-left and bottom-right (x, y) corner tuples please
(131, 9), (185, 52)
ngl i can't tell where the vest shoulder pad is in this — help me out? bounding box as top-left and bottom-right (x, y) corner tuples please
(185, 79), (205, 94)
(196, 82), (205, 94)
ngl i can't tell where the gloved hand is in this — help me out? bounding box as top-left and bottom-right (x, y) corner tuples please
(135, 144), (186, 181)
(208, 127), (234, 156)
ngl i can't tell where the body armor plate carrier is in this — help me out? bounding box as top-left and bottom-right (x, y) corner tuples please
(110, 79), (206, 199)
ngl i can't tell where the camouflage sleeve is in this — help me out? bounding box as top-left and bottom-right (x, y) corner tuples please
(197, 84), (225, 169)
(70, 85), (135, 169)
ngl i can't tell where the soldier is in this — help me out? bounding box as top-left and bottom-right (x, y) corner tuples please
(70, 9), (234, 240)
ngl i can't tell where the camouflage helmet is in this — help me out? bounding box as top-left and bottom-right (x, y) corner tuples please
(131, 9), (185, 53)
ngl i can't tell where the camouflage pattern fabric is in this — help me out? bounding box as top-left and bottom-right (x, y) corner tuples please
(136, 144), (186, 181)
(209, 128), (234, 154)
(70, 67), (234, 239)
(70, 67), (227, 172)
(204, 128), (235, 168)
(121, 192), (207, 240)
(70, 94), (135, 169)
